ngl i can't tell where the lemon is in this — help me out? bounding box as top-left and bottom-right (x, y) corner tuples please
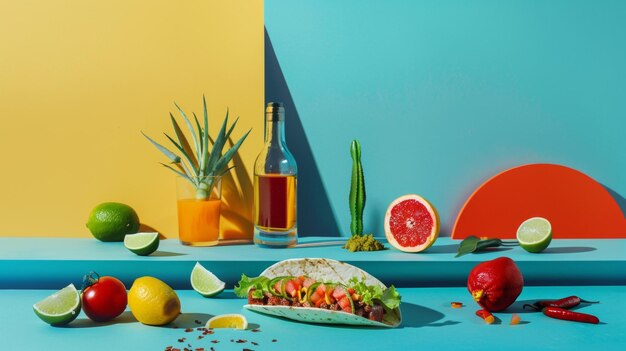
(124, 232), (160, 256)
(206, 314), (248, 330)
(191, 262), (225, 297)
(128, 276), (180, 325)
(86, 202), (140, 242)
(517, 217), (552, 253)
(33, 284), (81, 326)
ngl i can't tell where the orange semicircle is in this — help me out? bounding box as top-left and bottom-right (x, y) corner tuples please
(451, 164), (626, 239)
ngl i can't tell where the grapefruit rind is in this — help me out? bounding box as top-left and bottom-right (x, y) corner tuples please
(384, 194), (440, 253)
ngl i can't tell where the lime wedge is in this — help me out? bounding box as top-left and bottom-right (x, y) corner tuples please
(516, 217), (552, 253)
(191, 262), (225, 297)
(33, 284), (82, 326)
(124, 232), (160, 256)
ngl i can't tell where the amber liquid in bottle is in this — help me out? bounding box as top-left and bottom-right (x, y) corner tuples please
(254, 174), (296, 232)
(253, 102), (297, 247)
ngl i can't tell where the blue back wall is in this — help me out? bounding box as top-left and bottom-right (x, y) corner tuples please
(265, 0), (626, 237)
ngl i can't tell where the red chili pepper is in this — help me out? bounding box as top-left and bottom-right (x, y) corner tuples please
(543, 307), (599, 324)
(523, 296), (599, 311)
(476, 309), (495, 324)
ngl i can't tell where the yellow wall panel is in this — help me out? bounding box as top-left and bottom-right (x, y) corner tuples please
(0, 0), (263, 237)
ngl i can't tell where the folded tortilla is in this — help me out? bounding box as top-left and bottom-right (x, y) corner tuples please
(244, 258), (402, 328)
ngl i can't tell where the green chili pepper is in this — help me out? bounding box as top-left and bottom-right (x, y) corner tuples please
(349, 140), (366, 236)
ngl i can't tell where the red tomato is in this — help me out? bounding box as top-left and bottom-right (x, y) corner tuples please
(82, 276), (127, 322)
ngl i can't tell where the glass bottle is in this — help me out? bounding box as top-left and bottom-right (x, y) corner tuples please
(253, 102), (298, 247)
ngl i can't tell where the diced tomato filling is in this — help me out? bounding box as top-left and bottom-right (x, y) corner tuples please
(284, 279), (301, 298)
(332, 286), (347, 300)
(338, 297), (352, 313)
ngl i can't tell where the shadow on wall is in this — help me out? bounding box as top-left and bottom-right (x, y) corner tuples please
(604, 185), (626, 219)
(264, 28), (340, 237)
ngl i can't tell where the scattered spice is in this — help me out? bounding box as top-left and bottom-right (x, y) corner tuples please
(178, 338), (186, 343)
(251, 342), (259, 346)
(196, 327), (206, 331)
(251, 329), (261, 332)
(451, 302), (463, 308)
(211, 340), (219, 344)
(272, 339), (277, 342)
(195, 348), (205, 351)
(243, 349), (254, 351)
(236, 339), (247, 343)
(194, 320), (203, 325)
(185, 328), (194, 332)
(343, 234), (385, 252)
(197, 336), (204, 340)
(210, 348), (215, 351)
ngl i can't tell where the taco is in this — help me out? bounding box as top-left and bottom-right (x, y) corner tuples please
(234, 258), (402, 327)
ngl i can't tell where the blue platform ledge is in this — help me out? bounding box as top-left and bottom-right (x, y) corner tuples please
(1, 237), (625, 289)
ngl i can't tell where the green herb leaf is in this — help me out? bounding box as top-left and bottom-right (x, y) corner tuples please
(233, 274), (270, 299)
(455, 236), (504, 257)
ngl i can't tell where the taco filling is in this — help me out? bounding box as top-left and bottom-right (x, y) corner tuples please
(234, 274), (401, 323)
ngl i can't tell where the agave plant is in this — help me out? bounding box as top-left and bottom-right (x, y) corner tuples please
(143, 96), (251, 200)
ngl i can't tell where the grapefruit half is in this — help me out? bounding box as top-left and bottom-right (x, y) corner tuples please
(384, 194), (440, 253)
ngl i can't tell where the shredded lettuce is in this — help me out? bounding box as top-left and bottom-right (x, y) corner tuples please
(233, 274), (270, 299)
(348, 276), (401, 310)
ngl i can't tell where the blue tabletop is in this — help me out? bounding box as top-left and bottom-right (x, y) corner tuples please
(4, 286), (624, 351)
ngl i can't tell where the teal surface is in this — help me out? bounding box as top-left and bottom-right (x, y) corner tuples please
(2, 237), (625, 288)
(5, 286), (624, 350)
(264, 0), (626, 237)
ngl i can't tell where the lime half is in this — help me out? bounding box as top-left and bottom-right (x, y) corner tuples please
(33, 284), (81, 326)
(517, 217), (552, 253)
(191, 262), (225, 297)
(124, 232), (160, 256)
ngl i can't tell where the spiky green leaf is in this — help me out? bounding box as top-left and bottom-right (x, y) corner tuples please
(163, 133), (198, 177)
(160, 163), (196, 186)
(142, 131), (181, 163)
(205, 108), (229, 174)
(213, 129), (251, 175)
(174, 103), (201, 159)
(169, 114), (198, 170)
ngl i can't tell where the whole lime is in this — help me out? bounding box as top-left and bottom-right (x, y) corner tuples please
(86, 202), (140, 241)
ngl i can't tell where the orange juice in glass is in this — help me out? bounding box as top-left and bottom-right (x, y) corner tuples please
(176, 176), (222, 246)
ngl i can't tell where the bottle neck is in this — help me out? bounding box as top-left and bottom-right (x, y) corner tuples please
(265, 119), (285, 145)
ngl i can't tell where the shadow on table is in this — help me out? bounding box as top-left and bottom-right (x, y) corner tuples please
(151, 251), (187, 257)
(295, 240), (347, 248)
(169, 313), (215, 328)
(400, 302), (457, 328)
(63, 311), (136, 328)
(542, 247), (596, 254)
(424, 244), (458, 254)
